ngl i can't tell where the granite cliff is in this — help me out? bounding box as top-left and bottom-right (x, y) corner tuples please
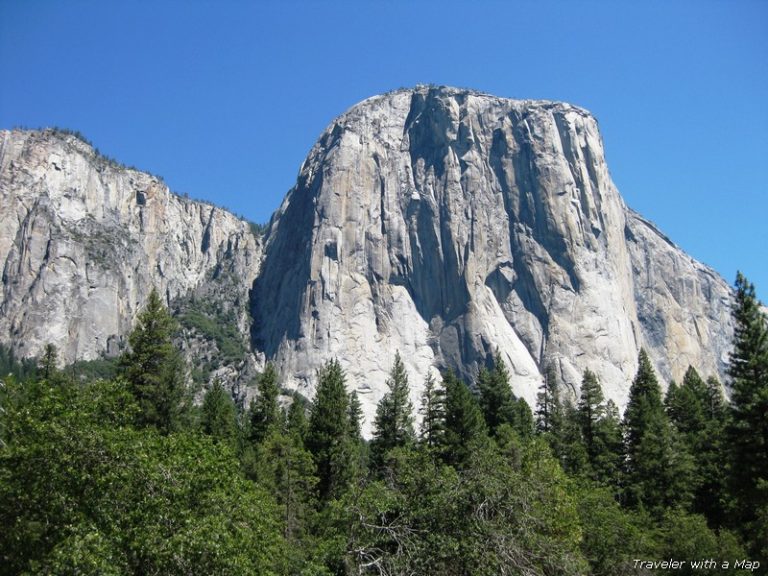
(0, 87), (734, 430)
(0, 129), (262, 392)
(252, 86), (733, 426)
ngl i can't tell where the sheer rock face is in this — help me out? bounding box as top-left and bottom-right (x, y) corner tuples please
(0, 129), (262, 365)
(253, 86), (733, 427)
(0, 86), (735, 434)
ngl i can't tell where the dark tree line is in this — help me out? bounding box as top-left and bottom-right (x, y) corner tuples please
(1, 275), (767, 575)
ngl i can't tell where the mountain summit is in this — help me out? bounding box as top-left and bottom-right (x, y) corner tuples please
(0, 86), (733, 430)
(252, 86), (732, 423)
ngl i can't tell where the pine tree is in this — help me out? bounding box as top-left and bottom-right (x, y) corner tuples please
(478, 351), (515, 435)
(306, 359), (354, 501)
(443, 370), (487, 468)
(691, 375), (729, 527)
(557, 399), (589, 476)
(39, 344), (59, 381)
(577, 369), (605, 455)
(512, 397), (536, 438)
(286, 393), (309, 443)
(705, 376), (727, 421)
(419, 373), (446, 450)
(726, 272), (768, 554)
(666, 367), (707, 437)
(253, 429), (318, 558)
(663, 380), (682, 426)
(591, 400), (624, 490)
(574, 368), (621, 484)
(201, 379), (237, 443)
(536, 364), (563, 435)
(623, 349), (693, 514)
(249, 363), (281, 444)
(371, 352), (415, 469)
(347, 390), (364, 443)
(119, 288), (187, 434)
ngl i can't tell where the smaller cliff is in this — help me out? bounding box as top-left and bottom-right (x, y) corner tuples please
(0, 129), (262, 390)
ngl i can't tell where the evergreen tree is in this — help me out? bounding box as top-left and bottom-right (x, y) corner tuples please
(578, 369), (605, 455)
(371, 353), (415, 469)
(347, 390), (364, 443)
(306, 359), (354, 501)
(591, 400), (624, 490)
(557, 399), (590, 476)
(623, 349), (693, 514)
(512, 396), (536, 438)
(419, 373), (446, 450)
(200, 379), (237, 443)
(624, 350), (664, 454)
(249, 362), (281, 444)
(39, 343), (59, 381)
(575, 369), (622, 488)
(478, 351), (515, 435)
(726, 272), (768, 556)
(663, 366), (732, 524)
(443, 370), (487, 468)
(286, 392), (309, 443)
(705, 375), (727, 421)
(663, 380), (682, 426)
(536, 364), (563, 435)
(119, 288), (187, 434)
(0, 343), (38, 383)
(252, 428), (318, 563)
(666, 367), (707, 437)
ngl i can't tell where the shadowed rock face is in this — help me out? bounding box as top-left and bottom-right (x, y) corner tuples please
(0, 87), (734, 434)
(252, 86), (733, 429)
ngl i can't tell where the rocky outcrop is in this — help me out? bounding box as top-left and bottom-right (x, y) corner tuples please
(0, 129), (262, 372)
(0, 87), (736, 434)
(252, 86), (733, 428)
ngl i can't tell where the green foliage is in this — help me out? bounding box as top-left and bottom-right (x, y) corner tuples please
(176, 295), (248, 383)
(66, 356), (120, 382)
(341, 439), (587, 576)
(119, 289), (189, 434)
(248, 220), (269, 238)
(0, 343), (38, 383)
(590, 400), (624, 490)
(419, 372), (446, 450)
(251, 429), (319, 571)
(726, 272), (768, 558)
(557, 400), (590, 476)
(286, 392), (309, 443)
(478, 351), (515, 435)
(307, 359), (355, 502)
(442, 370), (487, 468)
(623, 349), (695, 514)
(655, 510), (748, 576)
(201, 380), (238, 444)
(578, 369), (605, 449)
(513, 396), (536, 438)
(39, 343), (60, 381)
(536, 363), (563, 435)
(249, 363), (282, 444)
(347, 390), (363, 442)
(576, 485), (654, 575)
(0, 377), (284, 576)
(666, 367), (730, 525)
(577, 370), (623, 488)
(7, 279), (768, 570)
(370, 352), (415, 470)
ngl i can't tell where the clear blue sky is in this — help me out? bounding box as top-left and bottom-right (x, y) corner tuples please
(1, 0), (766, 296)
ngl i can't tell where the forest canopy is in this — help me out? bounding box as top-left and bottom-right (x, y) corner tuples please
(1, 276), (766, 575)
